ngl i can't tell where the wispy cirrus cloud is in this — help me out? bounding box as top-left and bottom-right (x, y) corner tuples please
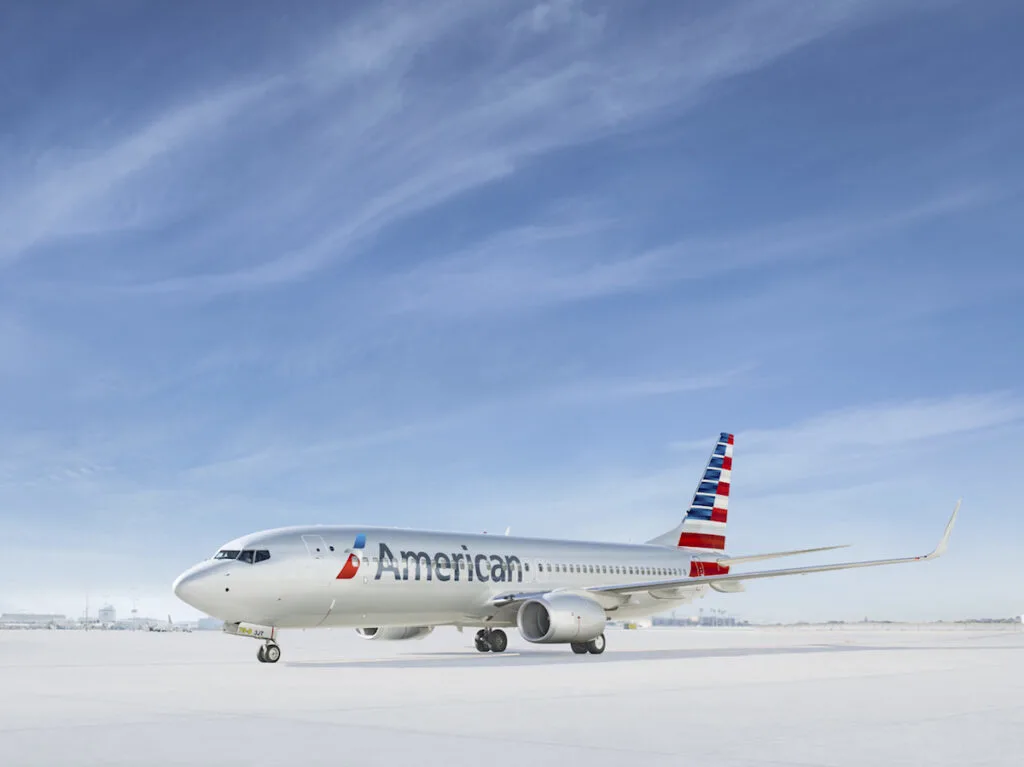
(379, 185), (995, 318)
(0, 79), (279, 266)
(4, 0), (912, 296)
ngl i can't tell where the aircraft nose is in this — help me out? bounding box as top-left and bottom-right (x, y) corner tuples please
(172, 570), (199, 606)
(172, 563), (217, 610)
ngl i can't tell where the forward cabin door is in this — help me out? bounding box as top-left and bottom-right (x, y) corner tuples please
(295, 534), (334, 626)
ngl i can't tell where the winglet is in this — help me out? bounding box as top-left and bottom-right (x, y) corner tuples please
(923, 499), (961, 560)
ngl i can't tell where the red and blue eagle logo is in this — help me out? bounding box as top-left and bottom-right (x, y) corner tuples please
(336, 533), (366, 579)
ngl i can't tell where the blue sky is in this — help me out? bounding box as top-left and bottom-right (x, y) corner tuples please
(1, 0), (1022, 623)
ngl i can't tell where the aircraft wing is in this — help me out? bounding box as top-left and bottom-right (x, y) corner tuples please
(489, 501), (959, 608)
(714, 544), (849, 567)
(590, 500), (960, 597)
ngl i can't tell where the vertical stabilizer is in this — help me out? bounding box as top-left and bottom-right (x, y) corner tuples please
(647, 432), (733, 551)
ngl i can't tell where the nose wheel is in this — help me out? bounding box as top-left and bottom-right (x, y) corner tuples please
(474, 628), (508, 653)
(257, 642), (281, 663)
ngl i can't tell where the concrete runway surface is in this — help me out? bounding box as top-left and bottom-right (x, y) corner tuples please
(0, 624), (1021, 766)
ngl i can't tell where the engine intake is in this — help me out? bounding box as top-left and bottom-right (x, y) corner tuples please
(516, 593), (606, 644)
(355, 626), (434, 641)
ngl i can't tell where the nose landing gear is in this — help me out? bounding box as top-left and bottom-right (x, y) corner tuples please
(474, 628), (508, 653)
(257, 642), (281, 663)
(223, 622), (281, 663)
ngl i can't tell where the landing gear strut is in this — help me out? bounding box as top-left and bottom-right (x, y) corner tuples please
(474, 628), (508, 653)
(257, 642), (281, 663)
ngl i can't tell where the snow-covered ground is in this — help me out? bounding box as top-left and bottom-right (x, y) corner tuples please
(0, 624), (1021, 766)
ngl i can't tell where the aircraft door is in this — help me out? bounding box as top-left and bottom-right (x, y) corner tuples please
(292, 534), (334, 626)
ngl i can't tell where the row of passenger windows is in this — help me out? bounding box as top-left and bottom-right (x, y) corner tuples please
(540, 563), (682, 577)
(215, 549), (271, 563)
(348, 556), (678, 578)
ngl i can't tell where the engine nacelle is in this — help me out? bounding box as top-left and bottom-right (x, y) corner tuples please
(516, 593), (607, 644)
(355, 626), (434, 641)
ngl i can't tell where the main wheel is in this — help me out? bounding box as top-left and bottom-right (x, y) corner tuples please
(489, 630), (508, 653)
(256, 645), (267, 663)
(570, 642), (588, 654)
(264, 643), (281, 663)
(586, 634), (606, 655)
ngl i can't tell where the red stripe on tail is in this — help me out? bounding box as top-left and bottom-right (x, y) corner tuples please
(678, 532), (726, 550)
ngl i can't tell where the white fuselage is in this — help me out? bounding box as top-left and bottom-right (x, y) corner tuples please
(173, 525), (708, 629)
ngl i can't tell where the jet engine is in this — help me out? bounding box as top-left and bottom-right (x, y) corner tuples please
(516, 593), (607, 644)
(355, 626), (434, 641)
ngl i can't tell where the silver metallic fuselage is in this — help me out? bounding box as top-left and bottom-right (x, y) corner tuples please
(173, 525), (707, 629)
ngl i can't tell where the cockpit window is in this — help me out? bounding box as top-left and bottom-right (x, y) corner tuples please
(216, 548), (270, 563)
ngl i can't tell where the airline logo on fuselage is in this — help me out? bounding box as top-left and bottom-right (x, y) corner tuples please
(336, 533), (366, 580)
(336, 539), (524, 584)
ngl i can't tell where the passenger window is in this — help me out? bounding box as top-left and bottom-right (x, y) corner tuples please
(238, 550), (254, 564)
(525, 563), (530, 572)
(255, 550), (271, 563)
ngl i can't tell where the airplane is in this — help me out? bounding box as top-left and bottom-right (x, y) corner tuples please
(172, 433), (961, 664)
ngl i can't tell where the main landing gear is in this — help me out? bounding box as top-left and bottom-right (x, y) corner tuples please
(570, 633), (606, 655)
(475, 628), (508, 653)
(257, 641), (281, 664)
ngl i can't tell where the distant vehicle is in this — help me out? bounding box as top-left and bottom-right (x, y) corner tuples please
(173, 433), (960, 664)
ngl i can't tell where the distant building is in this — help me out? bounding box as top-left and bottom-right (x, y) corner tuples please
(98, 605), (116, 623)
(0, 613), (66, 627)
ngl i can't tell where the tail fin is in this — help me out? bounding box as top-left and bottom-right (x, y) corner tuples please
(647, 432), (733, 551)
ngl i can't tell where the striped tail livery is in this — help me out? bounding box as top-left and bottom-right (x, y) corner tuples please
(648, 432), (733, 553)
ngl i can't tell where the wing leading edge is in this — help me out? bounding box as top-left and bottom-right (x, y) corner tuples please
(591, 500), (961, 597)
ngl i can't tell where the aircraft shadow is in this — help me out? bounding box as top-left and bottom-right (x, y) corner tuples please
(287, 643), (904, 669)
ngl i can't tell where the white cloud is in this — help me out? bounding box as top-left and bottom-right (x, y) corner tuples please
(57, 0), (907, 297)
(381, 186), (994, 318)
(0, 79), (278, 265)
